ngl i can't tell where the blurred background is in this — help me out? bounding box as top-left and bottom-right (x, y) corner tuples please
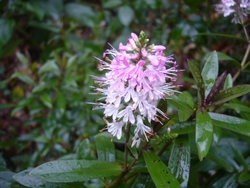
(0, 0), (249, 172)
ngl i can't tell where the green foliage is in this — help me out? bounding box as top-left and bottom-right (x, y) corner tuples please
(1, 0), (250, 187)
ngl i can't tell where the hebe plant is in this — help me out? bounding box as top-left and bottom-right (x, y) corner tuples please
(1, 0), (250, 187)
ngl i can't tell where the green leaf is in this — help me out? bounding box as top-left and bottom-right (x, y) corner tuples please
(196, 33), (247, 42)
(65, 3), (97, 27)
(11, 72), (35, 85)
(30, 160), (122, 182)
(196, 109), (213, 161)
(168, 137), (190, 187)
(201, 51), (218, 98)
(131, 173), (155, 188)
(41, 94), (53, 108)
(16, 52), (29, 68)
(223, 74), (233, 90)
(238, 171), (250, 182)
(178, 91), (194, 121)
(66, 55), (78, 69)
(143, 150), (181, 188)
(213, 126), (222, 144)
(94, 132), (116, 162)
(211, 85), (250, 106)
(0, 18), (15, 47)
(170, 121), (195, 135)
(14, 169), (87, 188)
(187, 60), (205, 101)
(223, 103), (250, 113)
(38, 60), (60, 75)
(167, 95), (193, 115)
(76, 139), (92, 160)
(101, 0), (122, 8)
(209, 112), (250, 136)
(118, 5), (134, 26)
(57, 91), (66, 114)
(0, 171), (15, 188)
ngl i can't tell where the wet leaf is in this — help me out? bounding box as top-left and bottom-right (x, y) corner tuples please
(76, 139), (92, 160)
(196, 109), (213, 161)
(170, 121), (195, 135)
(118, 5), (134, 26)
(30, 160), (122, 182)
(187, 60), (205, 101)
(201, 51), (218, 98)
(131, 173), (155, 188)
(168, 137), (190, 187)
(41, 94), (53, 108)
(94, 132), (116, 162)
(211, 85), (250, 106)
(178, 91), (194, 121)
(209, 112), (250, 136)
(167, 95), (193, 115)
(143, 150), (180, 188)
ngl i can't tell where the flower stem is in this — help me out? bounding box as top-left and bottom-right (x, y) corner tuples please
(233, 19), (250, 82)
(124, 124), (131, 171)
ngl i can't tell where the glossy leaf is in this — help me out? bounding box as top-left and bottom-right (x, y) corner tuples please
(178, 91), (194, 121)
(16, 52), (29, 68)
(94, 132), (116, 162)
(209, 112), (250, 136)
(118, 5), (134, 26)
(211, 85), (250, 106)
(167, 95), (193, 115)
(13, 169), (86, 188)
(143, 150), (181, 188)
(41, 94), (53, 108)
(38, 60), (60, 75)
(196, 109), (213, 161)
(0, 18), (15, 47)
(76, 139), (92, 160)
(187, 60), (205, 101)
(11, 72), (35, 85)
(223, 103), (250, 113)
(238, 171), (250, 182)
(170, 121), (195, 135)
(131, 173), (155, 188)
(213, 126), (222, 144)
(30, 160), (122, 182)
(223, 74), (233, 90)
(57, 91), (66, 114)
(0, 171), (15, 188)
(201, 51), (218, 98)
(65, 3), (97, 27)
(168, 137), (190, 187)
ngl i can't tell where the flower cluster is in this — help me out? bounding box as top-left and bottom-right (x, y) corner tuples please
(215, 0), (250, 23)
(91, 31), (180, 147)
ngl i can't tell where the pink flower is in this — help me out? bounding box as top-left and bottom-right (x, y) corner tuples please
(215, 0), (250, 23)
(91, 31), (181, 146)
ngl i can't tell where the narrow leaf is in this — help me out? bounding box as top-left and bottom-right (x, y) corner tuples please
(196, 109), (213, 161)
(170, 121), (195, 135)
(16, 52), (29, 67)
(209, 112), (250, 136)
(223, 74), (233, 90)
(167, 95), (193, 115)
(94, 132), (115, 162)
(118, 5), (134, 26)
(57, 91), (66, 114)
(41, 94), (53, 108)
(11, 72), (35, 85)
(131, 173), (155, 188)
(30, 160), (122, 182)
(143, 150), (181, 188)
(187, 60), (205, 101)
(211, 85), (250, 106)
(178, 91), (194, 121)
(201, 51), (218, 98)
(76, 139), (92, 160)
(168, 137), (190, 187)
